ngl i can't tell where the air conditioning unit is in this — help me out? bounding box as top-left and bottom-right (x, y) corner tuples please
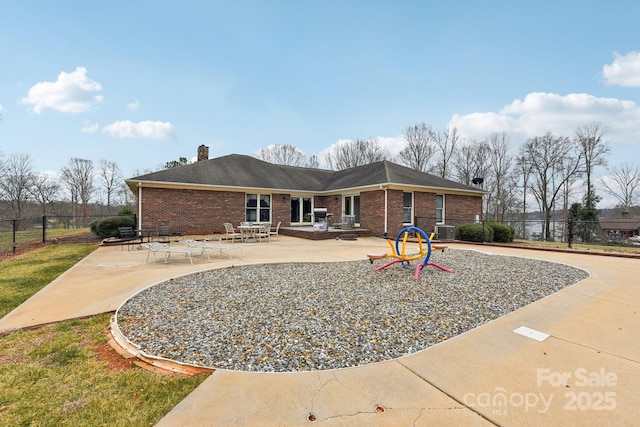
(436, 225), (455, 240)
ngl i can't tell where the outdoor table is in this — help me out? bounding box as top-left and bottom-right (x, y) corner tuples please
(238, 224), (261, 242)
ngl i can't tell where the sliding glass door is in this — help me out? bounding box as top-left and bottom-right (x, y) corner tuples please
(290, 196), (313, 225)
(343, 194), (360, 225)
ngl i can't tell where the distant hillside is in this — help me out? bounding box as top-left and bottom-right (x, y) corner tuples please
(521, 206), (640, 220)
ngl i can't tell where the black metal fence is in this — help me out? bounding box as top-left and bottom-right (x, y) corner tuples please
(414, 215), (637, 249)
(1, 214), (635, 254)
(0, 215), (135, 254)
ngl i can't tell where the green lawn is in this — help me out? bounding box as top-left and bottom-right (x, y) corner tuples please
(0, 244), (97, 319)
(0, 228), (93, 254)
(0, 244), (208, 426)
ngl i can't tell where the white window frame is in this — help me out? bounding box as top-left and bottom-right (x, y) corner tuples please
(343, 194), (360, 226)
(245, 193), (271, 223)
(435, 194), (445, 224)
(403, 192), (413, 225)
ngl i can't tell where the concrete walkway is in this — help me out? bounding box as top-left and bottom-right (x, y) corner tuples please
(1, 237), (638, 426)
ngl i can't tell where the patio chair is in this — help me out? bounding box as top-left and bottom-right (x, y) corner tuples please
(223, 222), (243, 243)
(343, 215), (356, 229)
(157, 225), (172, 244)
(270, 221), (281, 240)
(118, 226), (138, 251)
(255, 222), (271, 242)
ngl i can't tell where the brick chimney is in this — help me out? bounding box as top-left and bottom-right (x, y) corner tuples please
(197, 145), (209, 161)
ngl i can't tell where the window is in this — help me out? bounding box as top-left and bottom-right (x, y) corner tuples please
(436, 194), (444, 223)
(403, 192), (413, 224)
(246, 193), (271, 222)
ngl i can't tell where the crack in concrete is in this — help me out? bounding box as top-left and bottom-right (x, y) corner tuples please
(308, 371), (338, 413)
(397, 361), (499, 426)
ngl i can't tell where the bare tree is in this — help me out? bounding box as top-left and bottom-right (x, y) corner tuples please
(0, 153), (35, 218)
(255, 144), (306, 166)
(97, 159), (122, 213)
(130, 167), (154, 177)
(30, 172), (61, 215)
(306, 154), (320, 169)
(453, 139), (490, 186)
(574, 122), (610, 210)
(516, 151), (531, 219)
(324, 138), (391, 170)
(453, 139), (492, 220)
(520, 133), (582, 240)
(486, 133), (514, 221)
(398, 122), (435, 172)
(601, 163), (640, 212)
(430, 126), (459, 179)
(362, 137), (391, 163)
(61, 158), (95, 223)
(118, 182), (136, 207)
(559, 154), (585, 240)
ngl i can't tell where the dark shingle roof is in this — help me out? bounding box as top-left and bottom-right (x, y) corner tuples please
(599, 217), (640, 231)
(128, 154), (480, 193)
(325, 160), (478, 192)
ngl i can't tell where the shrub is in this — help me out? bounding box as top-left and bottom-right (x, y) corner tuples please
(118, 206), (134, 216)
(486, 222), (515, 243)
(90, 216), (135, 238)
(456, 223), (493, 242)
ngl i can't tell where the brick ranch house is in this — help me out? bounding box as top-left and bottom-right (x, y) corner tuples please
(125, 149), (484, 239)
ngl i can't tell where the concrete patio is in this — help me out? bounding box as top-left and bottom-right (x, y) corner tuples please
(0, 236), (638, 426)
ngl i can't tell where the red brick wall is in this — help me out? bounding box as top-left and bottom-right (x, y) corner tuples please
(359, 189), (408, 237)
(383, 190), (482, 237)
(138, 187), (482, 237)
(139, 188), (245, 235)
(360, 190), (385, 236)
(444, 194), (483, 226)
(414, 192), (436, 232)
(386, 189), (405, 237)
(272, 193), (290, 226)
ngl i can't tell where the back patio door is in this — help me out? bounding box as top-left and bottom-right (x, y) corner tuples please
(290, 196), (313, 225)
(343, 194), (360, 226)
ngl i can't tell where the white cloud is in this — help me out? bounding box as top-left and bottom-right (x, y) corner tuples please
(20, 67), (103, 114)
(37, 169), (59, 179)
(127, 98), (140, 111)
(81, 120), (99, 133)
(374, 135), (406, 158)
(450, 92), (640, 143)
(603, 51), (640, 87)
(0, 104), (6, 115)
(102, 120), (175, 140)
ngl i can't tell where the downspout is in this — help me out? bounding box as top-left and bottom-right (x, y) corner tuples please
(380, 185), (388, 237)
(137, 182), (142, 230)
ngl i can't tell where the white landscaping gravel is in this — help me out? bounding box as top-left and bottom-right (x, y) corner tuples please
(116, 249), (589, 372)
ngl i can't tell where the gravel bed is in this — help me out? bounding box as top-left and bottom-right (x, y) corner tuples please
(116, 249), (589, 372)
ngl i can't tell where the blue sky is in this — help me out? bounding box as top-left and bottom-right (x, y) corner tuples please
(1, 1), (639, 207)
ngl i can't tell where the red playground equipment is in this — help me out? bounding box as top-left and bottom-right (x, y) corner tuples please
(367, 226), (452, 280)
